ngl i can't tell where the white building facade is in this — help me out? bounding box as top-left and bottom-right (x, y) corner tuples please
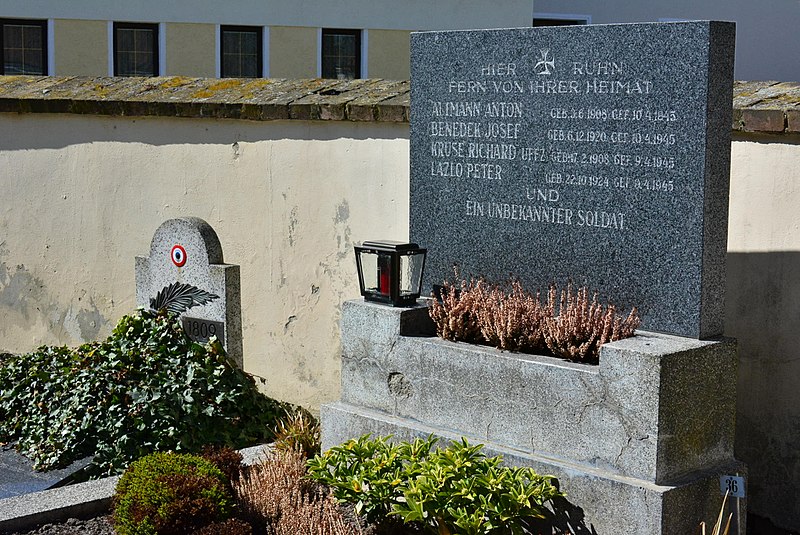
(534, 0), (800, 81)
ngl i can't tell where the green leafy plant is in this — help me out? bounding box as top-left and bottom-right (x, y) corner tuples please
(307, 434), (424, 523)
(113, 451), (236, 535)
(306, 435), (561, 534)
(394, 438), (561, 535)
(0, 309), (283, 477)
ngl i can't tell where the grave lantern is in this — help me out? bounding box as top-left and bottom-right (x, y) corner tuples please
(354, 241), (427, 307)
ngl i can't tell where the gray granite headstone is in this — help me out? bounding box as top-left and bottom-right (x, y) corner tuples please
(410, 21), (735, 338)
(135, 217), (243, 367)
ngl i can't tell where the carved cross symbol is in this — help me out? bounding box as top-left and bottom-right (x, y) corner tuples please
(534, 49), (555, 75)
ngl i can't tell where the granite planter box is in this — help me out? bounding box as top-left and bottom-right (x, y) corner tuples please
(322, 300), (745, 534)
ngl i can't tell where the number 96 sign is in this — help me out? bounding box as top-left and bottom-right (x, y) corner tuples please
(720, 475), (746, 498)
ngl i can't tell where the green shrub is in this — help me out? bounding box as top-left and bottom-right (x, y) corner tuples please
(307, 434), (430, 523)
(113, 452), (236, 535)
(307, 435), (562, 534)
(0, 309), (283, 477)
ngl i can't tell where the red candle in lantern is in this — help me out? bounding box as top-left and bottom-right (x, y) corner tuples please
(378, 255), (391, 294)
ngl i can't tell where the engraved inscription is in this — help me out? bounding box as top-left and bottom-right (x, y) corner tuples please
(424, 50), (684, 233)
(181, 316), (225, 345)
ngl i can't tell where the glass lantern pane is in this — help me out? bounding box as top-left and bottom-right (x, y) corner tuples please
(359, 251), (379, 292)
(361, 250), (395, 296)
(359, 250), (393, 296)
(400, 253), (424, 296)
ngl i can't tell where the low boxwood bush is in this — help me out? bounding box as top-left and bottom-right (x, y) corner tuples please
(113, 451), (236, 535)
(0, 309), (283, 477)
(307, 435), (563, 535)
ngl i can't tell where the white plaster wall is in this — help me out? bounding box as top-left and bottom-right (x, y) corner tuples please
(534, 0), (800, 82)
(1, 0), (533, 31)
(0, 113), (409, 410)
(726, 136), (800, 530)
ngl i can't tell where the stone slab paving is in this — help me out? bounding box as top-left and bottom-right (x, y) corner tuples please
(0, 444), (269, 533)
(0, 448), (91, 501)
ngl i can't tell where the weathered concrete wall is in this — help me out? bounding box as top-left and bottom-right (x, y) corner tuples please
(2, 76), (800, 531)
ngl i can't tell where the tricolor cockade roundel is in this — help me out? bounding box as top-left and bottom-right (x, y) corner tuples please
(171, 244), (187, 267)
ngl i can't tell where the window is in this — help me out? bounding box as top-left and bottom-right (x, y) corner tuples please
(114, 22), (158, 77)
(1, 19), (47, 75)
(321, 28), (361, 79)
(221, 25), (262, 78)
(532, 14), (590, 27)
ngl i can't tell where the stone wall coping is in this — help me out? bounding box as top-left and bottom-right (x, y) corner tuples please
(0, 76), (798, 133)
(733, 81), (800, 134)
(0, 76), (410, 123)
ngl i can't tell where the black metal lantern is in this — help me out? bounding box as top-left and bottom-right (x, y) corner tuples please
(354, 240), (427, 307)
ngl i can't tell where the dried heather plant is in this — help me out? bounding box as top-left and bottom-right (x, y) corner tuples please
(235, 449), (310, 526)
(428, 275), (485, 343)
(272, 490), (362, 535)
(234, 449), (362, 535)
(541, 282), (640, 363)
(430, 273), (639, 364)
(475, 280), (546, 352)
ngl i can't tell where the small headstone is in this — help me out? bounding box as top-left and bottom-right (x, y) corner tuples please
(135, 217), (243, 366)
(410, 21), (735, 338)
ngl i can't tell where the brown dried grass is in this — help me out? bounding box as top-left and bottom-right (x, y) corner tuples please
(272, 405), (321, 459)
(429, 275), (640, 363)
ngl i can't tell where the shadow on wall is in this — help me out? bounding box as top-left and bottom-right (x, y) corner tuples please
(726, 251), (800, 532)
(0, 113), (408, 152)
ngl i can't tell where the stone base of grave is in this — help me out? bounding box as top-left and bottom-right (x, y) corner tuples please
(321, 300), (747, 535)
(323, 401), (746, 535)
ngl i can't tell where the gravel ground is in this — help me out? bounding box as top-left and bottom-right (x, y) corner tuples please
(7, 515), (115, 535)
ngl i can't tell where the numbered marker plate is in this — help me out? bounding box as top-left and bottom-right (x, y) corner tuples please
(720, 475), (746, 498)
(181, 316), (225, 346)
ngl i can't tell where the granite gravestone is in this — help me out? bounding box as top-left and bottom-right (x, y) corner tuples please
(410, 21), (735, 338)
(135, 217), (243, 367)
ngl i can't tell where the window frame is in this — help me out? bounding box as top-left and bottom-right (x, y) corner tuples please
(321, 28), (362, 80)
(113, 21), (159, 77)
(220, 25), (263, 78)
(0, 18), (48, 75)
